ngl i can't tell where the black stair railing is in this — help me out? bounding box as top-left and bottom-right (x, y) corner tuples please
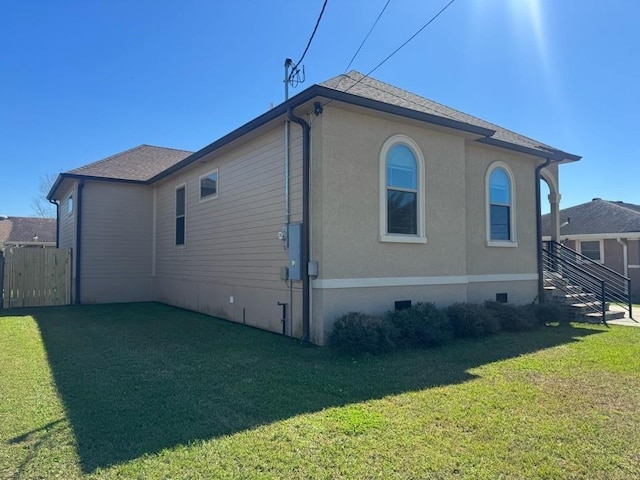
(543, 240), (635, 322)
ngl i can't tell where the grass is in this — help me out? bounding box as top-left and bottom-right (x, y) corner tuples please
(1, 302), (639, 479)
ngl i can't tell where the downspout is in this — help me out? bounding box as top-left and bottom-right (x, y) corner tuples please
(75, 180), (85, 304)
(535, 158), (553, 302)
(616, 237), (628, 277)
(48, 199), (59, 247)
(287, 107), (310, 342)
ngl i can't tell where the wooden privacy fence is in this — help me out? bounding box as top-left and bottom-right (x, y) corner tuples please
(1, 248), (71, 309)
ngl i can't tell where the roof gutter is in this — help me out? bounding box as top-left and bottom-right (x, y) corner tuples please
(478, 137), (581, 163)
(147, 85), (498, 186)
(287, 107), (311, 342)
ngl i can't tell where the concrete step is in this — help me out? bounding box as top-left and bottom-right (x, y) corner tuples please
(583, 310), (626, 322)
(570, 301), (609, 311)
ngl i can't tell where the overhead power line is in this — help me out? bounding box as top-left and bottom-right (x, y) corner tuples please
(344, 0), (392, 72)
(290, 0), (329, 81)
(339, 0), (458, 97)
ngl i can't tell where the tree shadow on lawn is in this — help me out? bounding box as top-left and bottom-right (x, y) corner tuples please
(24, 302), (603, 473)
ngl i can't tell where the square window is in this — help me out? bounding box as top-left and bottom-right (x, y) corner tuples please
(199, 169), (218, 201)
(579, 241), (601, 261)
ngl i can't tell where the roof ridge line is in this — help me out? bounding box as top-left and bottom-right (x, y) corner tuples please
(139, 144), (193, 154)
(68, 145), (148, 173)
(603, 200), (640, 216)
(343, 71), (558, 151)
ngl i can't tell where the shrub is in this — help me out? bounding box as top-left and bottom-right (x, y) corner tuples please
(447, 303), (501, 338)
(484, 301), (538, 332)
(328, 312), (396, 355)
(386, 302), (453, 348)
(530, 302), (570, 326)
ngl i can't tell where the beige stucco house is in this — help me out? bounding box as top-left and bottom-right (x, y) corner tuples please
(48, 71), (579, 345)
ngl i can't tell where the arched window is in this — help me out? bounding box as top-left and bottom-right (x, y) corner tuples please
(379, 135), (426, 243)
(486, 162), (516, 245)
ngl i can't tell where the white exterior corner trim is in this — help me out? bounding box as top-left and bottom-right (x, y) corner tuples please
(312, 273), (538, 289)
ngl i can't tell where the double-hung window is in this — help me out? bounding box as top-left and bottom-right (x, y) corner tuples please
(379, 135), (426, 243)
(579, 240), (603, 262)
(175, 185), (186, 246)
(486, 162), (516, 246)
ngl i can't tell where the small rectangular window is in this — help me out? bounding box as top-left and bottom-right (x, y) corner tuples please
(175, 186), (186, 246)
(67, 194), (73, 215)
(579, 240), (601, 262)
(199, 169), (218, 201)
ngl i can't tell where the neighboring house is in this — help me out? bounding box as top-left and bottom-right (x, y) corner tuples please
(0, 216), (56, 249)
(48, 71), (579, 345)
(542, 198), (640, 301)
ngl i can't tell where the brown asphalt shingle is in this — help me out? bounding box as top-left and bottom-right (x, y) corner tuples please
(68, 144), (193, 182)
(320, 71), (570, 158)
(0, 217), (56, 244)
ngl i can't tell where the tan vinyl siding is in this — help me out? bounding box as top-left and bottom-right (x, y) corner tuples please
(80, 181), (153, 303)
(58, 183), (76, 250)
(57, 182), (77, 299)
(153, 124), (304, 336)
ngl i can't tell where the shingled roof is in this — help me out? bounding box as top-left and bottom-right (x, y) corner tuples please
(67, 144), (193, 182)
(51, 71), (578, 193)
(0, 216), (56, 246)
(542, 199), (640, 236)
(319, 71), (578, 161)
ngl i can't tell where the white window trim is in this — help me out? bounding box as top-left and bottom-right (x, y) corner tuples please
(486, 161), (517, 247)
(578, 239), (604, 264)
(175, 183), (186, 248)
(198, 168), (219, 203)
(67, 193), (74, 216)
(379, 134), (426, 244)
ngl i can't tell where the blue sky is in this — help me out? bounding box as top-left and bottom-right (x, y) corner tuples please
(2, 0), (638, 217)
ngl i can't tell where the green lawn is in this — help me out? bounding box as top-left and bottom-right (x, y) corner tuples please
(1, 303), (639, 479)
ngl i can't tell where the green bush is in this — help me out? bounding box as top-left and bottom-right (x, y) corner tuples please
(386, 302), (453, 348)
(328, 312), (396, 355)
(530, 302), (570, 325)
(447, 303), (501, 338)
(484, 302), (538, 332)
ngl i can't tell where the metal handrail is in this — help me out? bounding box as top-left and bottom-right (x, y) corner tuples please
(548, 240), (630, 281)
(542, 247), (608, 324)
(543, 240), (635, 323)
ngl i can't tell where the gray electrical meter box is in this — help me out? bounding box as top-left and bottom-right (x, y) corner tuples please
(288, 223), (302, 281)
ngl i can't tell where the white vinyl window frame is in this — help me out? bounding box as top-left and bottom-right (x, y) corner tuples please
(578, 239), (604, 263)
(67, 193), (73, 216)
(175, 183), (186, 248)
(485, 161), (517, 247)
(379, 134), (426, 244)
(199, 168), (219, 202)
